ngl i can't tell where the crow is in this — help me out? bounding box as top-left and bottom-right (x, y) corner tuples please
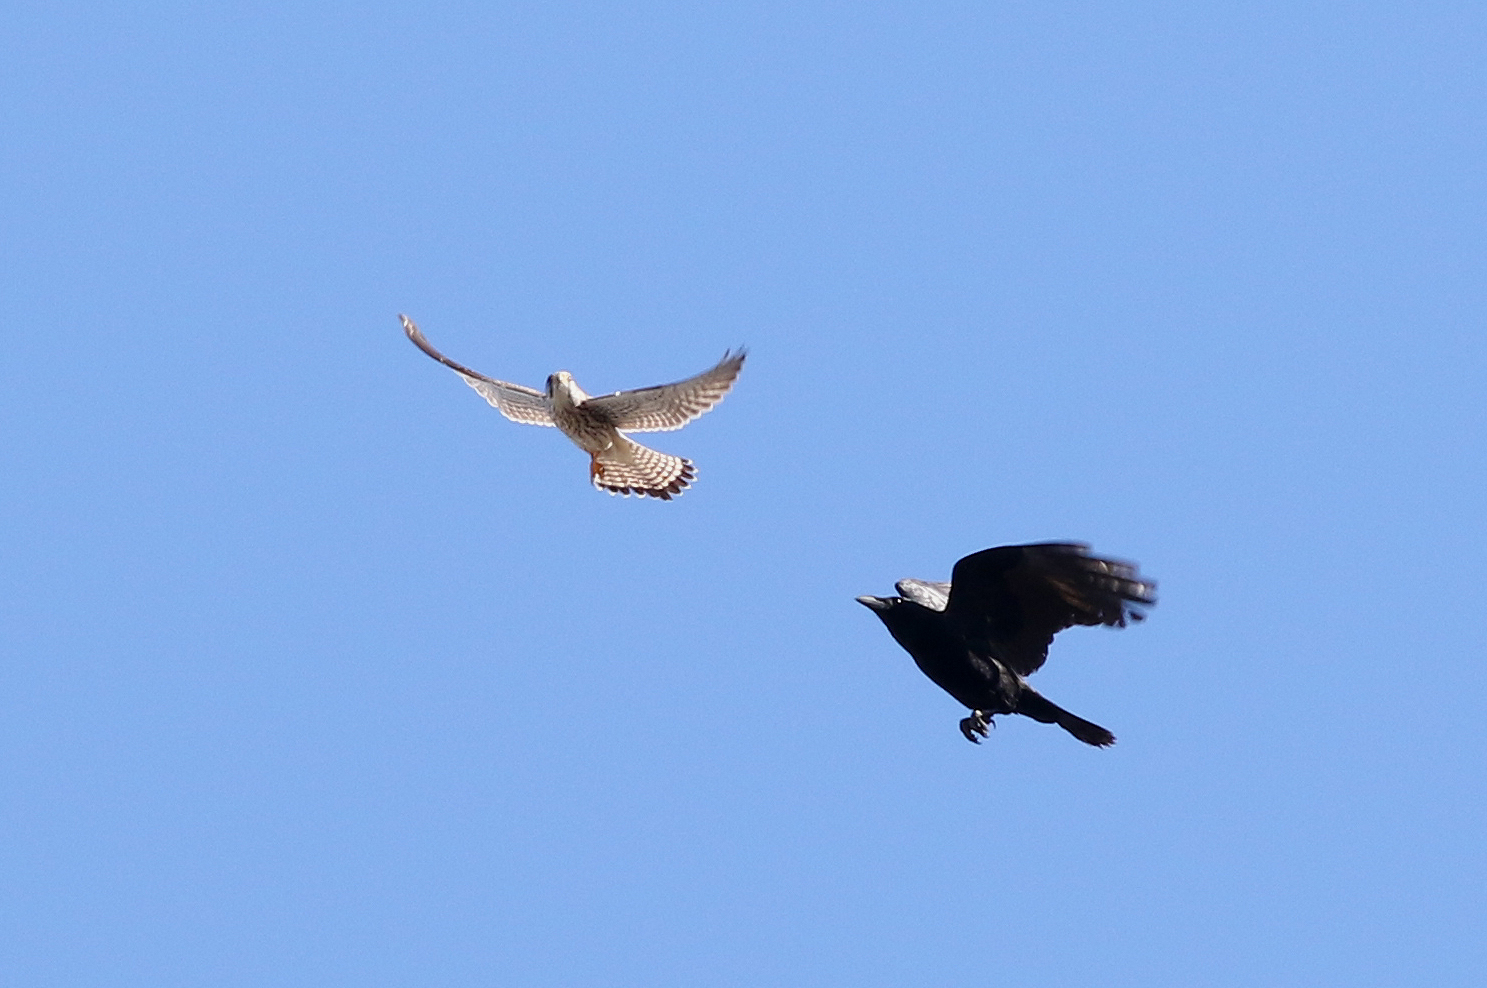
(856, 542), (1155, 746)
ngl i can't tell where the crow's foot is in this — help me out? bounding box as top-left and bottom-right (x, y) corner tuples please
(959, 711), (993, 744)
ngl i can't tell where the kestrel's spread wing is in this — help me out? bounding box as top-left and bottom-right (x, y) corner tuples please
(584, 349), (747, 433)
(944, 543), (1156, 676)
(401, 315), (555, 427)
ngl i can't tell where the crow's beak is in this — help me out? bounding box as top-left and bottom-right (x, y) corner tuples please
(855, 595), (888, 611)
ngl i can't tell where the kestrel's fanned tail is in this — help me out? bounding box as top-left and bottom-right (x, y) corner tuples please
(590, 436), (696, 500)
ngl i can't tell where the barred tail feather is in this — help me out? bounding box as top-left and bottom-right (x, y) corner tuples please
(590, 437), (696, 501)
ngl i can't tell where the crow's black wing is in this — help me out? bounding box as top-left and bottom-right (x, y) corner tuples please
(944, 543), (1155, 676)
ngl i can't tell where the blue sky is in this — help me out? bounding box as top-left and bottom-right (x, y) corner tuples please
(3, 1), (1484, 985)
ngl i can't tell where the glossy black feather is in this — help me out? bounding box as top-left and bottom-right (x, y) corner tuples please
(946, 542), (1154, 676)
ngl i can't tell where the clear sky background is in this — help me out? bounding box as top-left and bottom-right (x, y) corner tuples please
(3, 1), (1484, 985)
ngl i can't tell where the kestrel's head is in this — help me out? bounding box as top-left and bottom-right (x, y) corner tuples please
(546, 370), (578, 401)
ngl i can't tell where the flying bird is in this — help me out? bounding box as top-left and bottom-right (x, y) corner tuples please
(401, 315), (745, 500)
(857, 542), (1156, 747)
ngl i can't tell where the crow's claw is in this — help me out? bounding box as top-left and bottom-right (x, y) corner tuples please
(959, 711), (993, 744)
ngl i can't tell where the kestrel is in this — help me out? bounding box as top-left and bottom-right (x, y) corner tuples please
(401, 315), (746, 500)
(857, 542), (1156, 746)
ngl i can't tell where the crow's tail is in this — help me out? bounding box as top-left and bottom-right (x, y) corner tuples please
(1016, 688), (1116, 747)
